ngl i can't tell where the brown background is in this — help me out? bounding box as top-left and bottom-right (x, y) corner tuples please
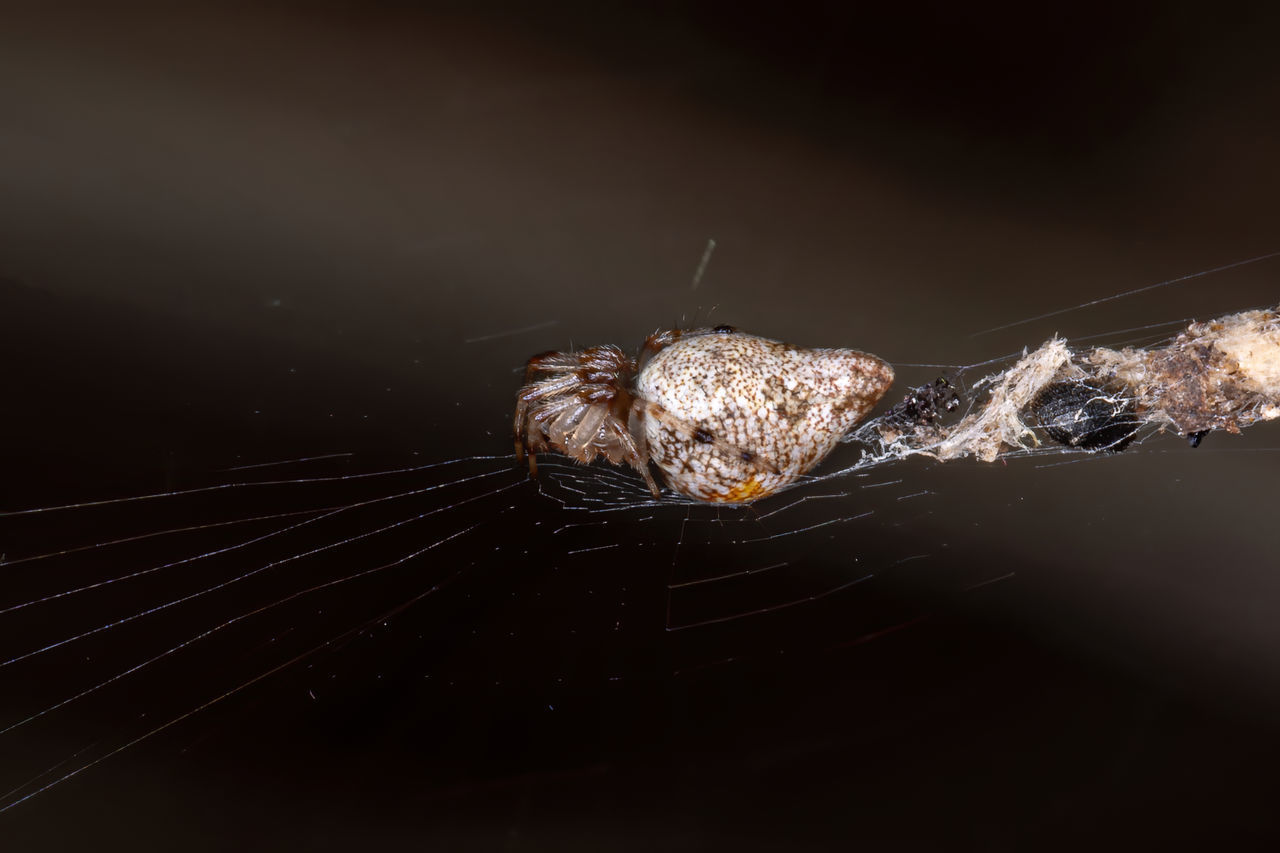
(2, 2), (1279, 849)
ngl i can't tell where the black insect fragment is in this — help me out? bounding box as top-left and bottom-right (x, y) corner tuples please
(1026, 380), (1139, 452)
(882, 377), (961, 429)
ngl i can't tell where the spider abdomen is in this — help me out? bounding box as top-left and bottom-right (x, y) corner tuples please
(635, 332), (893, 501)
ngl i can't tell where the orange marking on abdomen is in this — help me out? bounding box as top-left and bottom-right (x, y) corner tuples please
(709, 476), (774, 503)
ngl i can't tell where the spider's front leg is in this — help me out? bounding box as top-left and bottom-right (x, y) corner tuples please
(512, 350), (567, 473)
(616, 396), (662, 499)
(513, 342), (662, 498)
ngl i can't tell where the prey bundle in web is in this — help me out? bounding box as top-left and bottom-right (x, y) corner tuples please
(855, 304), (1280, 464)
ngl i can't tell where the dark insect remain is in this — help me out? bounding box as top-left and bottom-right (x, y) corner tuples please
(1025, 379), (1140, 452)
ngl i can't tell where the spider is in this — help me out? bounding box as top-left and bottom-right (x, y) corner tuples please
(514, 326), (894, 502)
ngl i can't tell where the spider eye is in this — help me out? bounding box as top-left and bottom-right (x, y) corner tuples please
(692, 427), (716, 444)
(711, 324), (736, 334)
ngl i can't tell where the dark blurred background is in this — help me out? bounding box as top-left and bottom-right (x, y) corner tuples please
(2, 2), (1280, 850)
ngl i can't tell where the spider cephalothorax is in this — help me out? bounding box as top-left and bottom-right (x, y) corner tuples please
(514, 328), (894, 503)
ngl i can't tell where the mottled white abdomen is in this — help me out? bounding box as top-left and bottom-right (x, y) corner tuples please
(635, 331), (893, 502)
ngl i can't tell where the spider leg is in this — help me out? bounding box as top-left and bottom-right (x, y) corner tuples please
(522, 350), (578, 379)
(637, 330), (680, 374)
(513, 344), (647, 492)
(513, 351), (580, 467)
(606, 418), (661, 498)
(513, 394), (530, 463)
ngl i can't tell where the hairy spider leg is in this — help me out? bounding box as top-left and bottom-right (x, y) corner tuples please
(513, 350), (578, 468)
(513, 348), (663, 498)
